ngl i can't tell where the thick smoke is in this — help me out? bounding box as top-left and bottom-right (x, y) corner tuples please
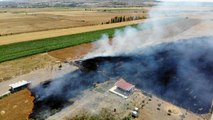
(30, 1), (213, 119)
(84, 1), (209, 58)
(31, 37), (213, 119)
(79, 36), (213, 114)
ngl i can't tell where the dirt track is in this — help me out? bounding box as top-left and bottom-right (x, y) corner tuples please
(0, 19), (144, 45)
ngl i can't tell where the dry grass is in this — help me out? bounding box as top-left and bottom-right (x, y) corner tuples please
(0, 89), (34, 120)
(0, 53), (57, 82)
(49, 81), (205, 120)
(0, 8), (146, 45)
(0, 19), (144, 45)
(134, 93), (205, 120)
(0, 8), (147, 35)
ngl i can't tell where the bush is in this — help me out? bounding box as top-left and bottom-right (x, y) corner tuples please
(123, 116), (132, 120)
(68, 108), (116, 120)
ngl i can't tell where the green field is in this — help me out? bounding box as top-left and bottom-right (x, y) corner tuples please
(0, 18), (178, 63)
(0, 26), (129, 63)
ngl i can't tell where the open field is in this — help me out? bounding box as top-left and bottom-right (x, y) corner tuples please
(0, 19), (144, 45)
(0, 5), (212, 120)
(0, 5), (212, 45)
(0, 53), (57, 82)
(0, 17), (179, 63)
(0, 0), (156, 8)
(0, 8), (147, 36)
(0, 89), (34, 120)
(47, 18), (202, 62)
(48, 43), (93, 61)
(0, 26), (125, 63)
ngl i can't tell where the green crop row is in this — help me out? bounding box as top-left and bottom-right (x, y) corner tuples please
(0, 18), (178, 63)
(0, 25), (133, 63)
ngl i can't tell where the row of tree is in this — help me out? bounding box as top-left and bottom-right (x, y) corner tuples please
(104, 16), (146, 24)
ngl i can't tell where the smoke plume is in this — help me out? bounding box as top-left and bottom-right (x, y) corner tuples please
(30, 1), (213, 119)
(84, 1), (212, 58)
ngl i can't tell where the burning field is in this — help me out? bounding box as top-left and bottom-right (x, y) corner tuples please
(26, 1), (213, 119)
(30, 36), (213, 119)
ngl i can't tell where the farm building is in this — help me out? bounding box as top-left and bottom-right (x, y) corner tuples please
(109, 78), (135, 99)
(9, 80), (31, 93)
(115, 78), (135, 92)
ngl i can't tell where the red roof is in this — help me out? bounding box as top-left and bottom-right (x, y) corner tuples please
(115, 78), (135, 91)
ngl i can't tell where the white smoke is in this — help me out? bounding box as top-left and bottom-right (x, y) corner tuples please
(31, 2), (213, 119)
(84, 1), (211, 58)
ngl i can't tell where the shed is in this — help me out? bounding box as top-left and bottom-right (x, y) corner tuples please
(115, 78), (135, 92)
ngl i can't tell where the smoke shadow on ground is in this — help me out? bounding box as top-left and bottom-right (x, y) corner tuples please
(30, 36), (213, 119)
(79, 36), (213, 114)
(30, 69), (110, 119)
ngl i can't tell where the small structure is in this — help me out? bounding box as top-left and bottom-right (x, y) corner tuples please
(9, 80), (31, 93)
(109, 78), (135, 99)
(115, 79), (135, 92)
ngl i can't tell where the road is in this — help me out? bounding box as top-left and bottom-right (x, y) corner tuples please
(0, 20), (145, 45)
(0, 63), (78, 95)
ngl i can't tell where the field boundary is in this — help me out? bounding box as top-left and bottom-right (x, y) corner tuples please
(0, 25), (135, 63)
(0, 20), (144, 45)
(0, 18), (177, 63)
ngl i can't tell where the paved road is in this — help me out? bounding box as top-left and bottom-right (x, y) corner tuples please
(0, 63), (78, 95)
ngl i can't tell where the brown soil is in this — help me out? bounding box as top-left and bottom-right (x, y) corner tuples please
(48, 43), (93, 61)
(0, 89), (34, 120)
(0, 8), (146, 36)
(0, 8), (146, 45)
(0, 19), (144, 45)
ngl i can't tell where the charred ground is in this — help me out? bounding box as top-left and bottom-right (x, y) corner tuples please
(30, 36), (213, 119)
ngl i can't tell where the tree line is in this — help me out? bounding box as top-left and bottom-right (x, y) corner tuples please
(104, 16), (146, 24)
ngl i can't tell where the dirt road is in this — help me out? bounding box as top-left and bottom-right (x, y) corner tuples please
(0, 63), (78, 95)
(0, 20), (144, 45)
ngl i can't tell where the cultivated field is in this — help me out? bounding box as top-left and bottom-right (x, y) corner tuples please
(0, 8), (147, 44)
(0, 89), (34, 120)
(0, 17), (179, 63)
(0, 19), (144, 46)
(0, 8), (147, 35)
(0, 26), (123, 63)
(0, 5), (212, 120)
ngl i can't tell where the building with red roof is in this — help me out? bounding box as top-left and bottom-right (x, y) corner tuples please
(109, 78), (135, 99)
(115, 78), (135, 92)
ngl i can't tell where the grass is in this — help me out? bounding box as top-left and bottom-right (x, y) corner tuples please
(0, 18), (178, 63)
(95, 88), (105, 93)
(0, 54), (57, 82)
(0, 25), (130, 63)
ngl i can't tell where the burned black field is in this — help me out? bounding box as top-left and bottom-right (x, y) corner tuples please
(31, 36), (213, 119)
